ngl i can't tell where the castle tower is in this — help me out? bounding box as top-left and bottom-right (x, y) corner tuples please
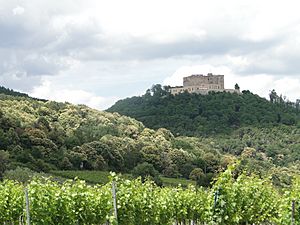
(169, 73), (237, 95)
(183, 73), (224, 89)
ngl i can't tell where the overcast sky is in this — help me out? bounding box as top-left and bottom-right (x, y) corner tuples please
(0, 0), (299, 109)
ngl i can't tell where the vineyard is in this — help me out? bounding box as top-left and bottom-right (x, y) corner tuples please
(1, 166), (300, 225)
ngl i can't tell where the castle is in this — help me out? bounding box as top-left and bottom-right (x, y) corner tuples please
(169, 73), (239, 95)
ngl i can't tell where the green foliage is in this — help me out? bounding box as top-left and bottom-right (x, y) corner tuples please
(189, 168), (204, 181)
(0, 180), (24, 224)
(0, 150), (9, 178)
(211, 164), (280, 224)
(51, 170), (112, 184)
(132, 162), (162, 186)
(0, 92), (157, 174)
(51, 170), (195, 187)
(108, 87), (299, 136)
(3, 167), (38, 183)
(0, 86), (29, 98)
(28, 179), (112, 224)
(2, 168), (300, 224)
(0, 86), (299, 188)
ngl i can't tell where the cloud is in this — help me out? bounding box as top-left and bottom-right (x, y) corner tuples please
(12, 6), (24, 15)
(0, 72), (42, 92)
(273, 77), (300, 102)
(0, 0), (299, 106)
(30, 80), (118, 110)
(0, 2), (103, 91)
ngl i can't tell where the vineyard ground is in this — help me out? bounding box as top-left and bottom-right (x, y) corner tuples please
(50, 170), (196, 187)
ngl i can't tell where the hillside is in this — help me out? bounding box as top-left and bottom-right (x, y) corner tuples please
(0, 91), (226, 185)
(0, 93), (145, 172)
(0, 87), (299, 187)
(107, 85), (300, 136)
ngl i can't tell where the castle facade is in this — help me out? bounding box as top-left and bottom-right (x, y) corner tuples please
(169, 73), (239, 95)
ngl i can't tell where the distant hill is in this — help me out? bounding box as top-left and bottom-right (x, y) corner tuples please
(107, 84), (300, 136)
(0, 86), (46, 102)
(0, 86), (29, 98)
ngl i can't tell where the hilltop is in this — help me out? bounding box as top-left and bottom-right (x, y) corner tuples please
(0, 86), (46, 102)
(107, 84), (300, 136)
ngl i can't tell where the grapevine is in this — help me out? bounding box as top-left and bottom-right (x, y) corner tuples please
(0, 168), (300, 224)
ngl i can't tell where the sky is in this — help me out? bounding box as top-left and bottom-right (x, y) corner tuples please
(0, 0), (299, 109)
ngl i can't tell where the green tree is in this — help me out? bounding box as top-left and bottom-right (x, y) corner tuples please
(269, 89), (278, 103)
(132, 162), (162, 186)
(234, 83), (240, 91)
(0, 150), (10, 178)
(189, 167), (204, 181)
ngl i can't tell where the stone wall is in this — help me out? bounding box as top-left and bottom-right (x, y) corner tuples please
(169, 73), (238, 95)
(183, 73), (224, 89)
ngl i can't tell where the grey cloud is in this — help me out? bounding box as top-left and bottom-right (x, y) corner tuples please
(21, 54), (69, 76)
(0, 0), (299, 97)
(0, 72), (41, 92)
(46, 20), (105, 55)
(0, 8), (57, 49)
(0, 1), (107, 83)
(0, 5), (92, 90)
(73, 33), (284, 62)
(0, 48), (70, 76)
(124, 36), (282, 59)
(0, 0), (286, 76)
(237, 56), (300, 76)
(232, 36), (300, 77)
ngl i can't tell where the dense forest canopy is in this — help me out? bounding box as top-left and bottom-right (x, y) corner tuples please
(0, 92), (225, 185)
(108, 84), (300, 136)
(0, 86), (299, 187)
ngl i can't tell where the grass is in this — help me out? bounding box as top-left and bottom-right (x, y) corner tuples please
(50, 170), (196, 187)
(50, 170), (113, 184)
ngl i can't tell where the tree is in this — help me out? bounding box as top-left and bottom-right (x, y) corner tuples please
(296, 99), (300, 111)
(189, 168), (204, 181)
(132, 162), (162, 186)
(162, 163), (180, 178)
(269, 89), (278, 103)
(60, 157), (73, 170)
(241, 147), (256, 159)
(203, 152), (220, 173)
(140, 145), (164, 171)
(0, 150), (10, 179)
(3, 167), (37, 183)
(234, 83), (240, 91)
(189, 168), (215, 187)
(150, 84), (167, 97)
(109, 87), (300, 136)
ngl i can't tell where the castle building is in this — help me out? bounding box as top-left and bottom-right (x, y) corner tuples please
(169, 73), (239, 95)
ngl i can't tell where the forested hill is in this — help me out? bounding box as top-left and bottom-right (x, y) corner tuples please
(0, 93), (146, 173)
(107, 85), (300, 136)
(0, 86), (46, 102)
(0, 91), (231, 183)
(1, 88), (300, 187)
